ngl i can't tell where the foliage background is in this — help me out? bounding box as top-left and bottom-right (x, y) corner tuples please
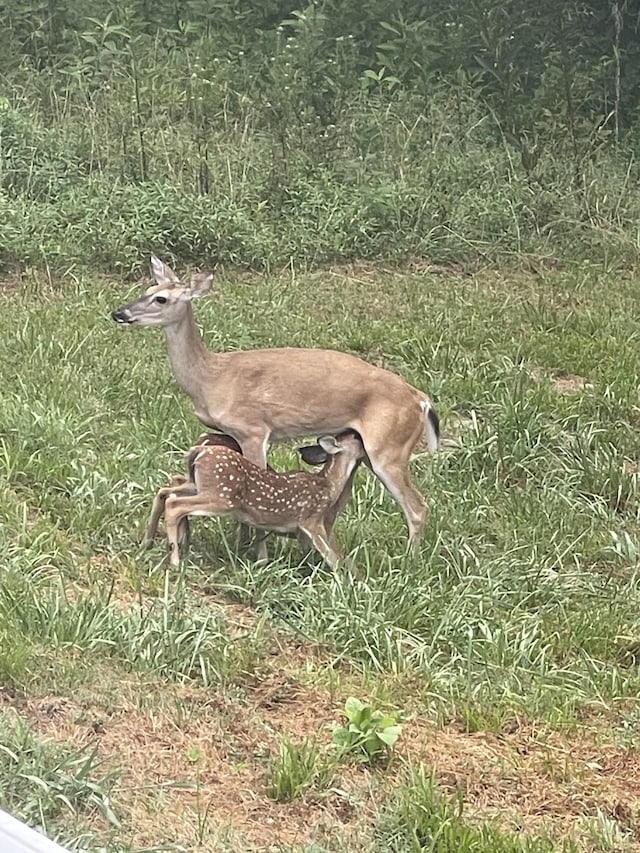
(1, 0), (639, 274)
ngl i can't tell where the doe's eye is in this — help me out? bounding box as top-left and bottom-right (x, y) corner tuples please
(155, 295), (168, 304)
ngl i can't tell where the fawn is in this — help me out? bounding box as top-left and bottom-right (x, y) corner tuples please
(151, 430), (366, 568)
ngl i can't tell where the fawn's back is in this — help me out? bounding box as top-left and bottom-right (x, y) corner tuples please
(193, 445), (332, 532)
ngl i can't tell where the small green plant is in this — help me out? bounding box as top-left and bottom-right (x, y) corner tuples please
(332, 697), (403, 764)
(377, 764), (568, 852)
(581, 808), (633, 852)
(187, 746), (214, 845)
(266, 737), (335, 802)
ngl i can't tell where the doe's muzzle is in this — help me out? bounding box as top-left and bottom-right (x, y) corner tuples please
(111, 307), (131, 324)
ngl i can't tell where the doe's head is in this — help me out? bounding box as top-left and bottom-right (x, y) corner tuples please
(111, 255), (214, 327)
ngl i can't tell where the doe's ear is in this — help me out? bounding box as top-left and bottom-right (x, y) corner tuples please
(188, 271), (215, 299)
(318, 435), (341, 455)
(150, 255), (181, 287)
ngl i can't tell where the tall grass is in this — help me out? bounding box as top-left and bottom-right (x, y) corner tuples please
(2, 75), (640, 274)
(0, 714), (120, 843)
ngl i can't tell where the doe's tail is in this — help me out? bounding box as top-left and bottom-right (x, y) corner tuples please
(421, 399), (440, 455)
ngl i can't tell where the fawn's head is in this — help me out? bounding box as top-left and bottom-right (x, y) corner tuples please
(112, 255), (214, 327)
(298, 430), (365, 468)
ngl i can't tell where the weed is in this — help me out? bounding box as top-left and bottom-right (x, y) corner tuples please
(0, 714), (120, 835)
(581, 808), (633, 852)
(186, 746), (215, 845)
(266, 737), (335, 802)
(332, 697), (403, 764)
(375, 764), (574, 852)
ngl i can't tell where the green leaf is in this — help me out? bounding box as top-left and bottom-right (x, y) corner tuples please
(357, 705), (372, 726)
(376, 714), (399, 729)
(344, 697), (366, 719)
(379, 21), (401, 35)
(332, 727), (350, 745)
(376, 725), (402, 746)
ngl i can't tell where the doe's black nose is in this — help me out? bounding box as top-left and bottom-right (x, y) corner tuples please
(112, 308), (127, 323)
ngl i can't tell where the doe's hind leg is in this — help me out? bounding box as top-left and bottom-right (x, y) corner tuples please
(368, 454), (428, 551)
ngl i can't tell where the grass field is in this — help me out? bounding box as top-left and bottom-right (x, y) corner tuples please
(2, 261), (640, 851)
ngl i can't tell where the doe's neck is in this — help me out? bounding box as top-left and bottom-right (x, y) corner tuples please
(162, 306), (212, 393)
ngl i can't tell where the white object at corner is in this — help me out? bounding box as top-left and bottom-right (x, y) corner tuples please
(0, 809), (71, 853)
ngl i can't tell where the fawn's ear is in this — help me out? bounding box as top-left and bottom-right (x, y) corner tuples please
(150, 255), (181, 287)
(298, 444), (329, 466)
(188, 271), (215, 299)
(318, 435), (341, 455)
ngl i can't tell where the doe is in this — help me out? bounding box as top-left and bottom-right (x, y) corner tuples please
(112, 256), (440, 559)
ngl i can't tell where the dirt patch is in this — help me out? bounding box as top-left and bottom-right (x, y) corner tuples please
(404, 719), (640, 844)
(5, 659), (640, 852)
(437, 412), (477, 450)
(551, 374), (594, 395)
(6, 677), (358, 850)
(531, 367), (594, 395)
